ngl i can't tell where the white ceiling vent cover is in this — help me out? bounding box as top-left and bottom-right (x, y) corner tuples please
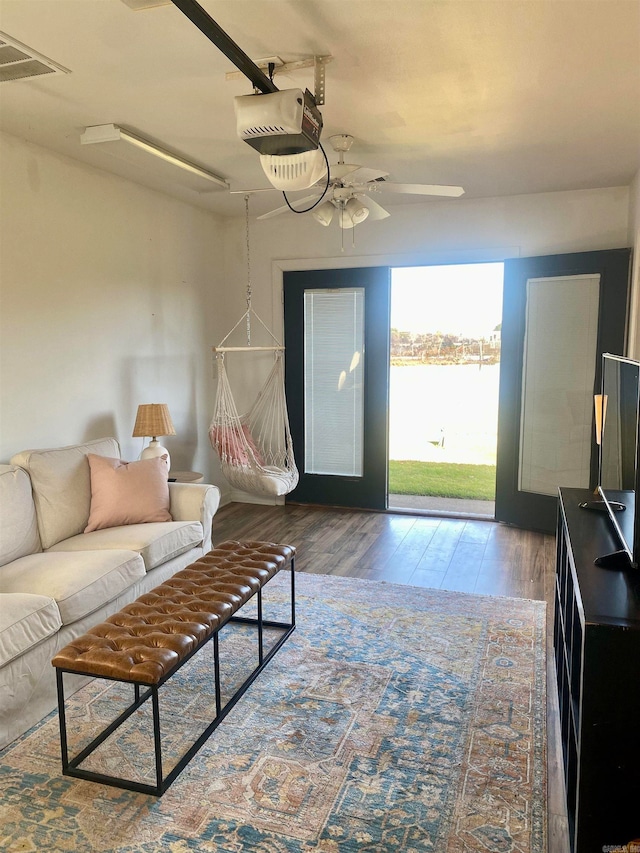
(0, 32), (70, 83)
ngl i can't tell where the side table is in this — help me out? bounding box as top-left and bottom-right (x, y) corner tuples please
(170, 471), (204, 483)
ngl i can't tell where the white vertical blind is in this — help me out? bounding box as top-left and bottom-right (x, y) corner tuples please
(304, 288), (365, 476)
(519, 274), (600, 496)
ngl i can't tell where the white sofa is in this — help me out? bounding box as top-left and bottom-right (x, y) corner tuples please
(0, 437), (220, 749)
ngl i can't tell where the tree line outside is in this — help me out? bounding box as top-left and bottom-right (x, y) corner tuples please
(391, 326), (501, 366)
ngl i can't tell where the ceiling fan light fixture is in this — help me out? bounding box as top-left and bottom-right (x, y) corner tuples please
(338, 208), (355, 229)
(341, 197), (369, 228)
(312, 200), (334, 226)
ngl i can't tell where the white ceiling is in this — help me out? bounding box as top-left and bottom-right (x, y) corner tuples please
(0, 0), (639, 218)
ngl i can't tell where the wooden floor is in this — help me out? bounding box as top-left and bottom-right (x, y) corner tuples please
(213, 501), (569, 853)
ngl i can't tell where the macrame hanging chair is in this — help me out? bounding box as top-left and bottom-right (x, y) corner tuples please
(209, 198), (299, 498)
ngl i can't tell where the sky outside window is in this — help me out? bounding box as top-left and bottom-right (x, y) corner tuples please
(391, 263), (504, 337)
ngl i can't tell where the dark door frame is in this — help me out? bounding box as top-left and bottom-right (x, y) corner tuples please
(284, 267), (391, 510)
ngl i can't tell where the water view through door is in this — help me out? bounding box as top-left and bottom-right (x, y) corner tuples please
(389, 263), (504, 515)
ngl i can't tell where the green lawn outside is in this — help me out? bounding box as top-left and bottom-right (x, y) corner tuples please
(389, 460), (496, 501)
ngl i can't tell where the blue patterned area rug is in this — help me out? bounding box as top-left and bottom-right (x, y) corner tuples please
(1, 573), (546, 852)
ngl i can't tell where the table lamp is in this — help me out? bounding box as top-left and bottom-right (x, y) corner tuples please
(132, 403), (176, 472)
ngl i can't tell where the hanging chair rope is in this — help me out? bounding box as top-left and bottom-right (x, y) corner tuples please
(215, 198), (283, 353)
(215, 308), (283, 352)
(245, 193), (252, 345)
(209, 195), (298, 497)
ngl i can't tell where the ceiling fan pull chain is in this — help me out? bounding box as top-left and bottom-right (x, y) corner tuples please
(245, 193), (252, 345)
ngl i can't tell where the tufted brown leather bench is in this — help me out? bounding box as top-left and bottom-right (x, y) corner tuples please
(52, 540), (295, 796)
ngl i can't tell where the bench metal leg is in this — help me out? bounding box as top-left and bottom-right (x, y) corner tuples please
(257, 588), (264, 664)
(152, 687), (163, 793)
(56, 668), (69, 773)
(56, 668), (161, 795)
(213, 631), (221, 716)
(290, 556), (296, 626)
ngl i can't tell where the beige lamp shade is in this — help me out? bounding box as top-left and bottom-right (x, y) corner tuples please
(132, 404), (176, 439)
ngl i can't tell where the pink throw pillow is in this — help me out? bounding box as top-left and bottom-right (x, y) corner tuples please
(84, 454), (172, 533)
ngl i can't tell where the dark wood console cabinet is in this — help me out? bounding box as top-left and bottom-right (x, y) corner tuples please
(555, 488), (640, 852)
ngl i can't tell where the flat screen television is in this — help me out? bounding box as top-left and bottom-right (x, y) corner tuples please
(595, 353), (640, 569)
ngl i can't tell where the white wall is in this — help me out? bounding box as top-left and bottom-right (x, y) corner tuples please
(628, 170), (640, 358)
(0, 132), (225, 481)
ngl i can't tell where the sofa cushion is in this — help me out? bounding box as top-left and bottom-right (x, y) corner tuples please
(10, 437), (120, 550)
(0, 550), (145, 626)
(0, 466), (42, 568)
(85, 454), (172, 532)
(0, 593), (61, 668)
(48, 521), (203, 571)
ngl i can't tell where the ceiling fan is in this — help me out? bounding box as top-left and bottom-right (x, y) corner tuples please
(256, 134), (465, 228)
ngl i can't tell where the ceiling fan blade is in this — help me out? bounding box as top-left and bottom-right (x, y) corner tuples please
(357, 194), (391, 221)
(257, 195), (320, 219)
(343, 166), (390, 185)
(232, 185), (327, 195)
(229, 187), (281, 194)
(378, 182), (465, 197)
(329, 163), (361, 181)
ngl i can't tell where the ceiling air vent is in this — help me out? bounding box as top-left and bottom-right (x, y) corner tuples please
(0, 32), (70, 83)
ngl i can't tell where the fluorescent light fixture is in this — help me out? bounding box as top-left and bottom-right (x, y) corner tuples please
(119, 0), (172, 11)
(81, 124), (229, 190)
